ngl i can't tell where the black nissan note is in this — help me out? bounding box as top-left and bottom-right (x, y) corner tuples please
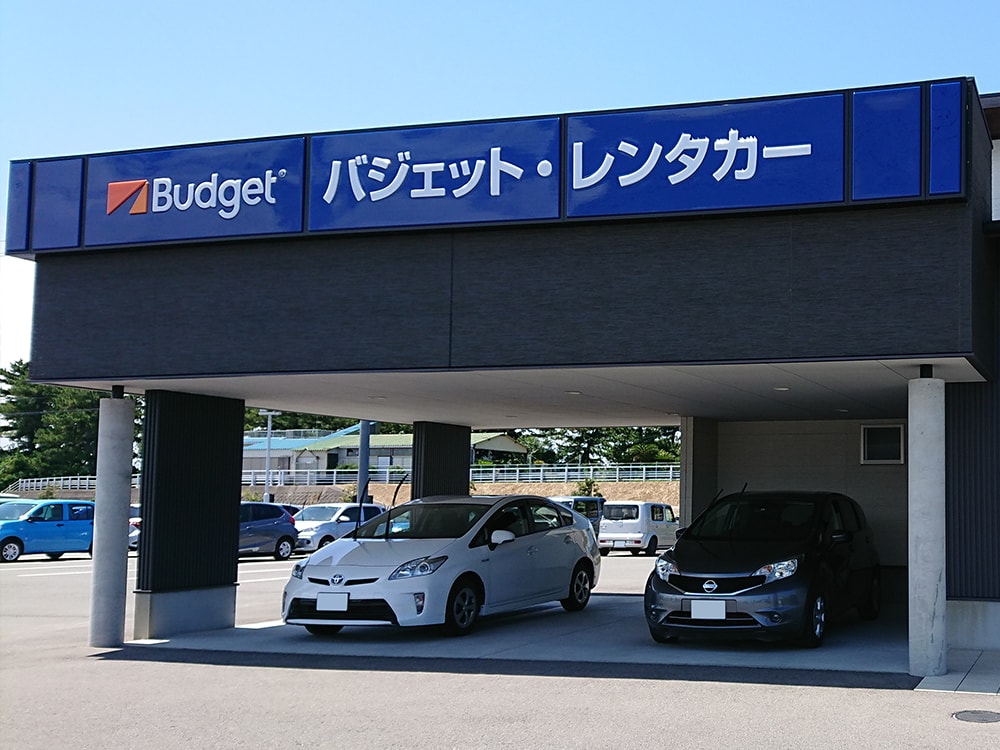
(644, 491), (881, 647)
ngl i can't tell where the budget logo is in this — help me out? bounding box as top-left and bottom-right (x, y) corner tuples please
(105, 170), (285, 221)
(106, 180), (149, 215)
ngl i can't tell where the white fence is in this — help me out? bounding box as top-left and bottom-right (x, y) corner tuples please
(5, 463), (680, 494)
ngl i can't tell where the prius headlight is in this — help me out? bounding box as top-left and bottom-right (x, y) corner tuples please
(389, 556), (448, 580)
(753, 558), (799, 584)
(291, 561), (306, 580)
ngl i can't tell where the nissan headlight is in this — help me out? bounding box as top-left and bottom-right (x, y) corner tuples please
(388, 556), (448, 580)
(753, 558), (799, 584)
(655, 557), (678, 582)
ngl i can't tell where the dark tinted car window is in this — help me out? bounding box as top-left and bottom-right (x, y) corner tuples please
(32, 504), (64, 522)
(257, 504), (284, 521)
(572, 500), (601, 519)
(358, 503), (489, 540)
(362, 506), (382, 521)
(527, 500), (564, 532)
(239, 505), (253, 522)
(833, 497), (861, 532)
(339, 507), (360, 522)
(486, 503), (530, 537)
(554, 506), (574, 526)
(688, 496), (819, 542)
(69, 504), (94, 521)
(604, 504), (639, 521)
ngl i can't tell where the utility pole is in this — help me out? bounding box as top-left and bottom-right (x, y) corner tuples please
(259, 409), (281, 502)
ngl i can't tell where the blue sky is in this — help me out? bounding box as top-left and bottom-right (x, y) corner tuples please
(2, 0), (998, 367)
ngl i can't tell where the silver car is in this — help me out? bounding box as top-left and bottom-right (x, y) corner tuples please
(293, 502), (386, 552)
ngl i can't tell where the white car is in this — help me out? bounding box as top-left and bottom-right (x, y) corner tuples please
(282, 494), (601, 636)
(293, 502), (386, 552)
(598, 500), (677, 556)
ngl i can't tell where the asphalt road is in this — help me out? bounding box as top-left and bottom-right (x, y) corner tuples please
(1, 552), (997, 749)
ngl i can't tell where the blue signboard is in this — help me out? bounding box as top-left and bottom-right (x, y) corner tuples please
(84, 138), (305, 246)
(308, 118), (560, 231)
(566, 94), (845, 218)
(3, 79), (970, 257)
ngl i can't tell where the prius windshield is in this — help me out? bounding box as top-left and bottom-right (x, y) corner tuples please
(355, 503), (490, 540)
(687, 496), (819, 542)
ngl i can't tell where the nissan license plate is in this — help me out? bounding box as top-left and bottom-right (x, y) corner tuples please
(691, 599), (726, 620)
(316, 592), (348, 612)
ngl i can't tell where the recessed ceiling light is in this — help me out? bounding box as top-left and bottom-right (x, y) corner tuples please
(368, 395), (387, 400)
(564, 390), (582, 395)
(773, 387), (791, 392)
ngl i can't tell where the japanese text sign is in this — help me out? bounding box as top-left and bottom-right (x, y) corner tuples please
(566, 95), (845, 218)
(308, 119), (560, 231)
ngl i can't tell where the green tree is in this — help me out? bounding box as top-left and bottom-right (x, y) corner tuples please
(601, 427), (680, 463)
(242, 409), (409, 435)
(0, 360), (109, 487)
(512, 426), (680, 465)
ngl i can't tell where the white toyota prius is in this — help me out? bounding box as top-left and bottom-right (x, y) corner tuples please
(282, 494), (601, 636)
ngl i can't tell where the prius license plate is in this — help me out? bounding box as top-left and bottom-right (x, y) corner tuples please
(316, 592), (348, 612)
(691, 599), (726, 620)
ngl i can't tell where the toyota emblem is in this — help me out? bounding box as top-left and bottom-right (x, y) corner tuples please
(702, 580), (718, 593)
(331, 574), (344, 585)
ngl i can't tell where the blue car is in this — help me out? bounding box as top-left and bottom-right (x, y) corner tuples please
(239, 502), (299, 560)
(0, 499), (96, 562)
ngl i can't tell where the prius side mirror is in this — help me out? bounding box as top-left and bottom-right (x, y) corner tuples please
(675, 527), (687, 539)
(490, 529), (516, 547)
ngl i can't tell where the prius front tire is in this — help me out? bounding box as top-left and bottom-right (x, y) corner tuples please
(443, 576), (481, 636)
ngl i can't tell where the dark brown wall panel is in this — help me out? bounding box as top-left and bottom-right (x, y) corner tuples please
(136, 390), (245, 592)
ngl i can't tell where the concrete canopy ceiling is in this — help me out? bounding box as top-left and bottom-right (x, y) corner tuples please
(50, 357), (983, 429)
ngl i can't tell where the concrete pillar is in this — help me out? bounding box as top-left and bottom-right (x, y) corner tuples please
(907, 375), (947, 677)
(679, 417), (718, 527)
(89, 395), (135, 647)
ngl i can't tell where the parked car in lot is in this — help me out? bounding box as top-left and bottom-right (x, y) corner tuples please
(0, 499), (96, 562)
(598, 500), (677, 556)
(645, 490), (881, 648)
(548, 496), (605, 533)
(128, 504), (142, 550)
(293, 502), (386, 552)
(283, 494), (601, 637)
(239, 502), (298, 560)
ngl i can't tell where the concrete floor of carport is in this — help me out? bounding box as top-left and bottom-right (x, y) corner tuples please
(118, 567), (999, 694)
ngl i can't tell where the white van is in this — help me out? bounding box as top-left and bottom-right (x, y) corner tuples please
(598, 501), (677, 556)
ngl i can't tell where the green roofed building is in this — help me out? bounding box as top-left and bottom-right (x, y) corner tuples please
(242, 431), (526, 473)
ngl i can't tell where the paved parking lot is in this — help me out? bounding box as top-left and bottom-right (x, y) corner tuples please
(2, 552), (998, 749)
